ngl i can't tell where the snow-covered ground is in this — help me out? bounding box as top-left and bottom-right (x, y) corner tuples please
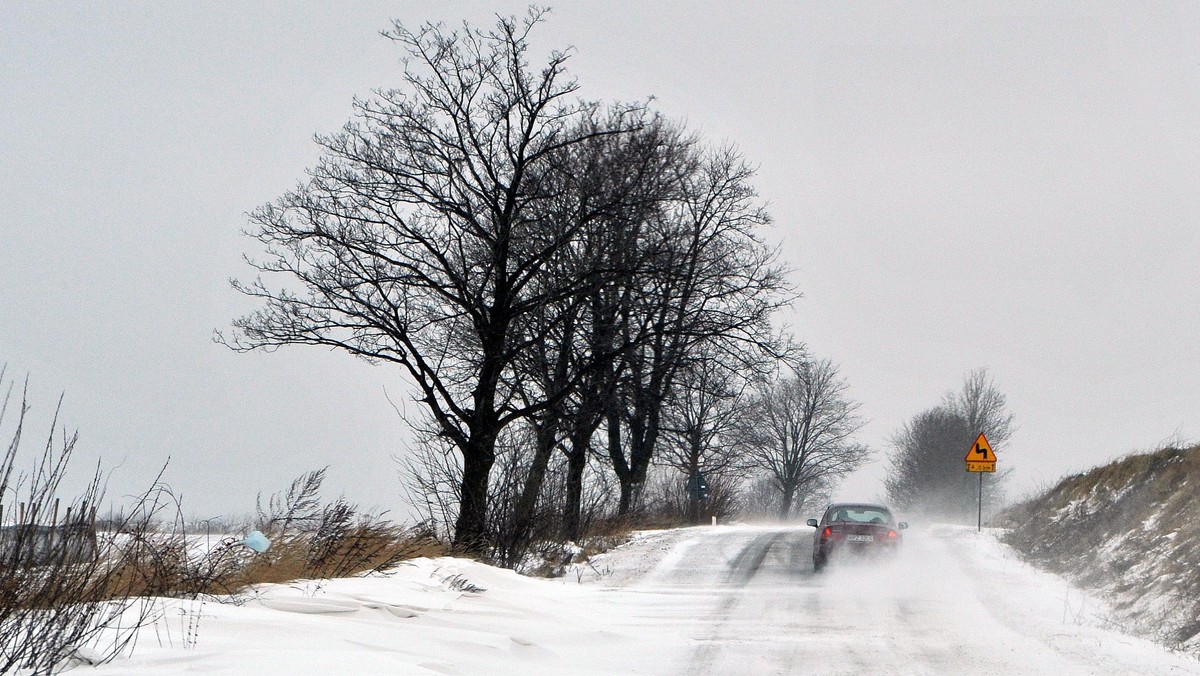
(84, 524), (1199, 674)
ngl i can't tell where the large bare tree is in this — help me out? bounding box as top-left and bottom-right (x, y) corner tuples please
(221, 11), (644, 551)
(948, 368), (1015, 448)
(734, 360), (869, 519)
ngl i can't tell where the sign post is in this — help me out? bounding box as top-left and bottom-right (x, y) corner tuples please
(964, 433), (996, 532)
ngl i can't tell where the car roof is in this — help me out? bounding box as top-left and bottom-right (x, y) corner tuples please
(824, 503), (894, 512)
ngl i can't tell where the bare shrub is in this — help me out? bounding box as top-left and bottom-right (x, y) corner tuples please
(399, 427), (541, 565)
(0, 378), (444, 674)
(642, 465), (741, 525)
(0, 369), (170, 673)
(398, 440), (462, 545)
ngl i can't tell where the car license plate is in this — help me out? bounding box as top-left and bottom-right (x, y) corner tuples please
(847, 534), (873, 542)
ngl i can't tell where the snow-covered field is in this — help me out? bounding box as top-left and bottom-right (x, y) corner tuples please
(86, 524), (1199, 674)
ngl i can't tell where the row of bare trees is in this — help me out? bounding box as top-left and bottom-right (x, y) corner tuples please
(395, 353), (871, 563)
(223, 11), (871, 557)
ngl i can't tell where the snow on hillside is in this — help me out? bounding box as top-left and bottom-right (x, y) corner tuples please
(997, 444), (1200, 654)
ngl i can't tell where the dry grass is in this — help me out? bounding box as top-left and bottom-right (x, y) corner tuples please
(3, 482), (445, 672)
(90, 505), (449, 601)
(221, 524), (446, 592)
(4, 518), (448, 602)
(995, 443), (1200, 650)
(0, 509), (447, 673)
(0, 369), (447, 672)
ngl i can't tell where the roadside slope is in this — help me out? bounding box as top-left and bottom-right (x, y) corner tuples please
(995, 444), (1200, 652)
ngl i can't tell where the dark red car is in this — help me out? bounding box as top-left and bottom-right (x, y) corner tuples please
(806, 503), (908, 571)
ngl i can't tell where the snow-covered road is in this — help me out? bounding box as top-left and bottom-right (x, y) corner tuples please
(88, 524), (1198, 674)
(598, 524), (1196, 674)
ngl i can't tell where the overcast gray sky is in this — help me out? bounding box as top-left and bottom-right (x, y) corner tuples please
(2, 1), (1197, 520)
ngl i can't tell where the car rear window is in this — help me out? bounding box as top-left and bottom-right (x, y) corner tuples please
(828, 507), (892, 524)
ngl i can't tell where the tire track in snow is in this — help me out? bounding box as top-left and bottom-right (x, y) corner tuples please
(724, 532), (785, 586)
(687, 532), (788, 672)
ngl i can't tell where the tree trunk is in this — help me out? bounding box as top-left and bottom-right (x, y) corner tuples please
(606, 399), (636, 516)
(507, 419), (558, 558)
(561, 430), (590, 541)
(778, 484), (794, 521)
(688, 434), (702, 525)
(622, 435), (657, 516)
(453, 329), (505, 552)
(612, 442), (648, 517)
(617, 452), (658, 516)
(619, 386), (657, 517)
(618, 475), (637, 516)
(562, 360), (608, 540)
(453, 437), (496, 552)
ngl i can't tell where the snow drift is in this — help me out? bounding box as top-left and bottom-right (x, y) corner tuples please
(996, 443), (1200, 653)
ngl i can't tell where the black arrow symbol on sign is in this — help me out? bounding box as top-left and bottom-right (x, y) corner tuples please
(975, 443), (988, 459)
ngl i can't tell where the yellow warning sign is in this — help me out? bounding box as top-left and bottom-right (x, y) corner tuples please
(965, 433), (997, 473)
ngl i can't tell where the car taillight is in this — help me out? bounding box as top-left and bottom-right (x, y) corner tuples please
(887, 530), (898, 540)
(822, 526), (832, 539)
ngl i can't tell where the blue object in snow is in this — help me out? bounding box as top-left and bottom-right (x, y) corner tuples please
(242, 530), (271, 553)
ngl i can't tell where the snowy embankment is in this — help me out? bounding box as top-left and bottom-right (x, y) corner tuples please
(85, 524), (1197, 675)
(997, 444), (1200, 653)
